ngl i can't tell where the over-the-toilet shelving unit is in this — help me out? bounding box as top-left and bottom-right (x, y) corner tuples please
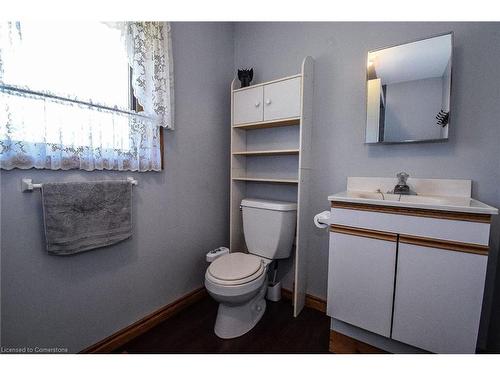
(229, 56), (314, 317)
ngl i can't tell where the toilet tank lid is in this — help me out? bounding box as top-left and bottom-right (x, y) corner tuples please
(241, 198), (297, 211)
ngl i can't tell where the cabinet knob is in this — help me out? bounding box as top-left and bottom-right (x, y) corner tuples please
(255, 102), (260, 107)
(265, 99), (272, 105)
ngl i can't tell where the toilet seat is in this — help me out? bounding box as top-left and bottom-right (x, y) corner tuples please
(207, 252), (265, 286)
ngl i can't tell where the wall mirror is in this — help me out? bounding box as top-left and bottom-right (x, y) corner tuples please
(365, 32), (453, 144)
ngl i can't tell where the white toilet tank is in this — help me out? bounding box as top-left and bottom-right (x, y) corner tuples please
(241, 198), (297, 260)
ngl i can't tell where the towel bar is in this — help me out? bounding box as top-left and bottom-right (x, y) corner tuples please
(21, 177), (138, 192)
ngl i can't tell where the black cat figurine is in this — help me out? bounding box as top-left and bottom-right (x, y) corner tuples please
(238, 68), (253, 88)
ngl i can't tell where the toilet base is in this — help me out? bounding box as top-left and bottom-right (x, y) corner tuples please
(214, 283), (267, 339)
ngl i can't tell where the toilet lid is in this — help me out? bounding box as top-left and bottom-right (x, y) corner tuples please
(208, 253), (263, 281)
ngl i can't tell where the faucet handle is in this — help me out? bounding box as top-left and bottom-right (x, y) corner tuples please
(396, 171), (409, 185)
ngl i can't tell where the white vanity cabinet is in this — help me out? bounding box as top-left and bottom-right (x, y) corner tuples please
(327, 198), (495, 353)
(233, 76), (301, 125)
(392, 242), (488, 353)
(327, 229), (397, 337)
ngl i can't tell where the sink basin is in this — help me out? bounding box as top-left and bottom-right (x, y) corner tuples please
(347, 192), (449, 204)
(329, 177), (498, 215)
(330, 190), (498, 215)
(347, 191), (400, 201)
(400, 195), (450, 205)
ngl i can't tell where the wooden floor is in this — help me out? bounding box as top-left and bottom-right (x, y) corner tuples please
(116, 295), (331, 354)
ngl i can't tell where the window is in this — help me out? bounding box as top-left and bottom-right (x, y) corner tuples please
(0, 21), (173, 172)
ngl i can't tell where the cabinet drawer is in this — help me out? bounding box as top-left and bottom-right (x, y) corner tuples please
(331, 207), (491, 246)
(392, 243), (487, 353)
(233, 86), (263, 125)
(327, 231), (397, 337)
(263, 77), (301, 121)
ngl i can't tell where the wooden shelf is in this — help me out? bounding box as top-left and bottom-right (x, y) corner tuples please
(232, 177), (299, 184)
(232, 117), (300, 130)
(232, 149), (300, 156)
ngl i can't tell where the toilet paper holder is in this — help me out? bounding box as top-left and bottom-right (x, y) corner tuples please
(313, 210), (331, 229)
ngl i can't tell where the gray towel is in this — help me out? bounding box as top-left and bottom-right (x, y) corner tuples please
(41, 181), (132, 255)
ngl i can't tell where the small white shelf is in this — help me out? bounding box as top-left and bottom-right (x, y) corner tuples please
(232, 117), (300, 130)
(232, 74), (302, 93)
(232, 149), (300, 156)
(232, 177), (299, 184)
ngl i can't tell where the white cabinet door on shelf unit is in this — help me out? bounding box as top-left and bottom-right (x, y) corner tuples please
(233, 86), (264, 125)
(263, 77), (301, 121)
(392, 243), (488, 353)
(327, 230), (397, 338)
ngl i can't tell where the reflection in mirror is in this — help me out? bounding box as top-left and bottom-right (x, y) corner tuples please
(365, 33), (453, 144)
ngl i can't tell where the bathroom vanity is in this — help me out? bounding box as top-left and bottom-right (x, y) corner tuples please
(327, 177), (498, 354)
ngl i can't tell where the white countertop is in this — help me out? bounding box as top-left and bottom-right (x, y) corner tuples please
(329, 190), (498, 215)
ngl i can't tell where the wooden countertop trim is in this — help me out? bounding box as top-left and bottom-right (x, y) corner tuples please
(399, 234), (489, 256)
(331, 201), (492, 223)
(331, 225), (489, 256)
(330, 224), (397, 242)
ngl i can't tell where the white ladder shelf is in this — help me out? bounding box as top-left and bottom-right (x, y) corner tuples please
(229, 56), (314, 317)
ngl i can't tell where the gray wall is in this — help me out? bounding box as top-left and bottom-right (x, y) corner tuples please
(0, 22), (234, 353)
(233, 22), (500, 350)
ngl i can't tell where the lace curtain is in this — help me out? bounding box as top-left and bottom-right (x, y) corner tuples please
(0, 21), (174, 172)
(125, 22), (175, 130)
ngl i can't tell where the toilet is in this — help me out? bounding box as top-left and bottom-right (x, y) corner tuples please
(204, 198), (297, 339)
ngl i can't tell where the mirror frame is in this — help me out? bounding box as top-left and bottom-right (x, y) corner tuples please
(365, 31), (454, 145)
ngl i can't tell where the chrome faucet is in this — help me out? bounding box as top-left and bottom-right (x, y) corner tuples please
(393, 172), (410, 195)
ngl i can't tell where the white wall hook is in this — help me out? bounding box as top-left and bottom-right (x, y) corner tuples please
(127, 177), (139, 186)
(21, 178), (41, 192)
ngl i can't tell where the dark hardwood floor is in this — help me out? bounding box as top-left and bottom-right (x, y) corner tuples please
(116, 295), (331, 354)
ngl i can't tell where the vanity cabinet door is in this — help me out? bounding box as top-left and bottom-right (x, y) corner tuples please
(327, 229), (397, 337)
(392, 243), (487, 353)
(263, 77), (301, 121)
(233, 86), (264, 125)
